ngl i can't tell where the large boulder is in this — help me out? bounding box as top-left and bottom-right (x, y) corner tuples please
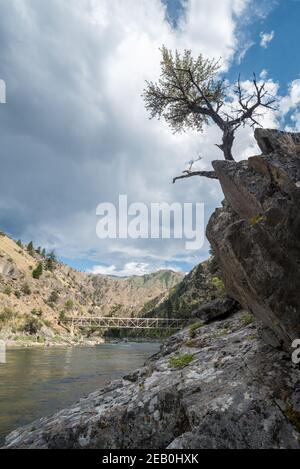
(206, 129), (300, 350)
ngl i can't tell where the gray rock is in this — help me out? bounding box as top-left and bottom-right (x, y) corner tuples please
(3, 312), (300, 449)
(192, 297), (239, 323)
(207, 129), (300, 351)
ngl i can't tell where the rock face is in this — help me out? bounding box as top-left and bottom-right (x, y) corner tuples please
(207, 129), (300, 350)
(4, 311), (300, 449)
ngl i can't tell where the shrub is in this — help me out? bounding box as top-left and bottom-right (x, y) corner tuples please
(59, 310), (66, 322)
(32, 262), (43, 279)
(212, 276), (227, 297)
(14, 290), (21, 299)
(22, 283), (31, 295)
(65, 299), (74, 311)
(31, 308), (43, 317)
(0, 308), (16, 323)
(241, 312), (254, 326)
(189, 321), (204, 339)
(48, 290), (59, 304)
(23, 317), (42, 335)
(3, 285), (12, 296)
(169, 353), (194, 368)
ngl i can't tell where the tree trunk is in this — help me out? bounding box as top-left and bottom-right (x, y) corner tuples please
(216, 127), (235, 161)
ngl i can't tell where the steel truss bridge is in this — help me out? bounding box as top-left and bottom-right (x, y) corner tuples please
(64, 317), (188, 330)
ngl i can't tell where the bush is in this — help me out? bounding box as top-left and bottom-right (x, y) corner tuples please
(3, 286), (12, 296)
(189, 321), (204, 339)
(48, 290), (59, 304)
(169, 353), (194, 368)
(22, 283), (31, 295)
(65, 299), (74, 311)
(212, 276), (227, 297)
(32, 262), (43, 279)
(59, 310), (66, 322)
(31, 308), (43, 317)
(23, 317), (42, 335)
(241, 312), (254, 326)
(0, 308), (16, 323)
(14, 290), (21, 299)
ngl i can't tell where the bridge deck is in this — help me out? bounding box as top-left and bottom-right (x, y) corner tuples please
(64, 317), (188, 329)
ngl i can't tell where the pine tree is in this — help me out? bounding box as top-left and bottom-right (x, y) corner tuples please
(32, 262), (43, 279)
(27, 241), (35, 256)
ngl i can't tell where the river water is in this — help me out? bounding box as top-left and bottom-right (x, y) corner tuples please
(0, 341), (160, 445)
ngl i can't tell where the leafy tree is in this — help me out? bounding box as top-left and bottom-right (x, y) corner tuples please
(32, 262), (43, 279)
(143, 46), (276, 182)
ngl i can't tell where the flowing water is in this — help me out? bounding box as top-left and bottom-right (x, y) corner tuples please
(0, 341), (160, 445)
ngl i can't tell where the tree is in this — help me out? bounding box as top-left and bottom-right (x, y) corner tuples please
(143, 46), (276, 182)
(27, 241), (35, 256)
(32, 262), (43, 279)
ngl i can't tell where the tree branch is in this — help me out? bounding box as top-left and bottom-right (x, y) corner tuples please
(173, 170), (218, 183)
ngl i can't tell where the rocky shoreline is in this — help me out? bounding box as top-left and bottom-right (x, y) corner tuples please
(4, 309), (300, 449)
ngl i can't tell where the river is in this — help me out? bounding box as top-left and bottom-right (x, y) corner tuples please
(0, 341), (160, 445)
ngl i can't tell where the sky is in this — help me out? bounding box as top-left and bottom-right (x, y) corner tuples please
(0, 0), (300, 276)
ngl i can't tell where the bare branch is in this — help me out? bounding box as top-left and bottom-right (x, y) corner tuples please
(173, 170), (218, 183)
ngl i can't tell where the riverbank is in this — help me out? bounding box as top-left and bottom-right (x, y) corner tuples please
(4, 310), (300, 449)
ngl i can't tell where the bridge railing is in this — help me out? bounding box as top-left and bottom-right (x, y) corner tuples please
(63, 317), (189, 329)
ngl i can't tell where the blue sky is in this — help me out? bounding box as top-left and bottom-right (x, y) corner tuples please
(0, 0), (300, 276)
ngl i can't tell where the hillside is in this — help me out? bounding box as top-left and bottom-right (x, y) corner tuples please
(0, 232), (183, 346)
(138, 257), (224, 319)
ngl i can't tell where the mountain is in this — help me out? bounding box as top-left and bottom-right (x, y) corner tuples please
(0, 231), (183, 345)
(138, 257), (224, 319)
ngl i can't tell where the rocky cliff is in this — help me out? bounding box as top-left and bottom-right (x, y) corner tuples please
(207, 129), (300, 351)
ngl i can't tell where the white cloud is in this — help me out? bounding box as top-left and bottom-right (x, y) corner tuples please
(90, 262), (155, 277)
(260, 30), (275, 48)
(0, 0), (280, 273)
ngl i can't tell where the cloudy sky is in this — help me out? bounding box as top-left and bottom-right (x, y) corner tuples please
(0, 0), (300, 276)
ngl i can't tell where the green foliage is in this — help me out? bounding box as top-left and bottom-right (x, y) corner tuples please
(0, 308), (17, 323)
(189, 321), (204, 338)
(48, 290), (59, 304)
(143, 46), (223, 134)
(16, 239), (23, 248)
(22, 283), (31, 295)
(32, 262), (43, 279)
(3, 285), (12, 296)
(27, 241), (35, 257)
(41, 248), (46, 258)
(250, 214), (263, 226)
(59, 310), (66, 322)
(169, 353), (194, 368)
(241, 312), (254, 326)
(64, 299), (74, 311)
(22, 316), (42, 335)
(212, 276), (226, 297)
(14, 290), (21, 299)
(31, 308), (43, 317)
